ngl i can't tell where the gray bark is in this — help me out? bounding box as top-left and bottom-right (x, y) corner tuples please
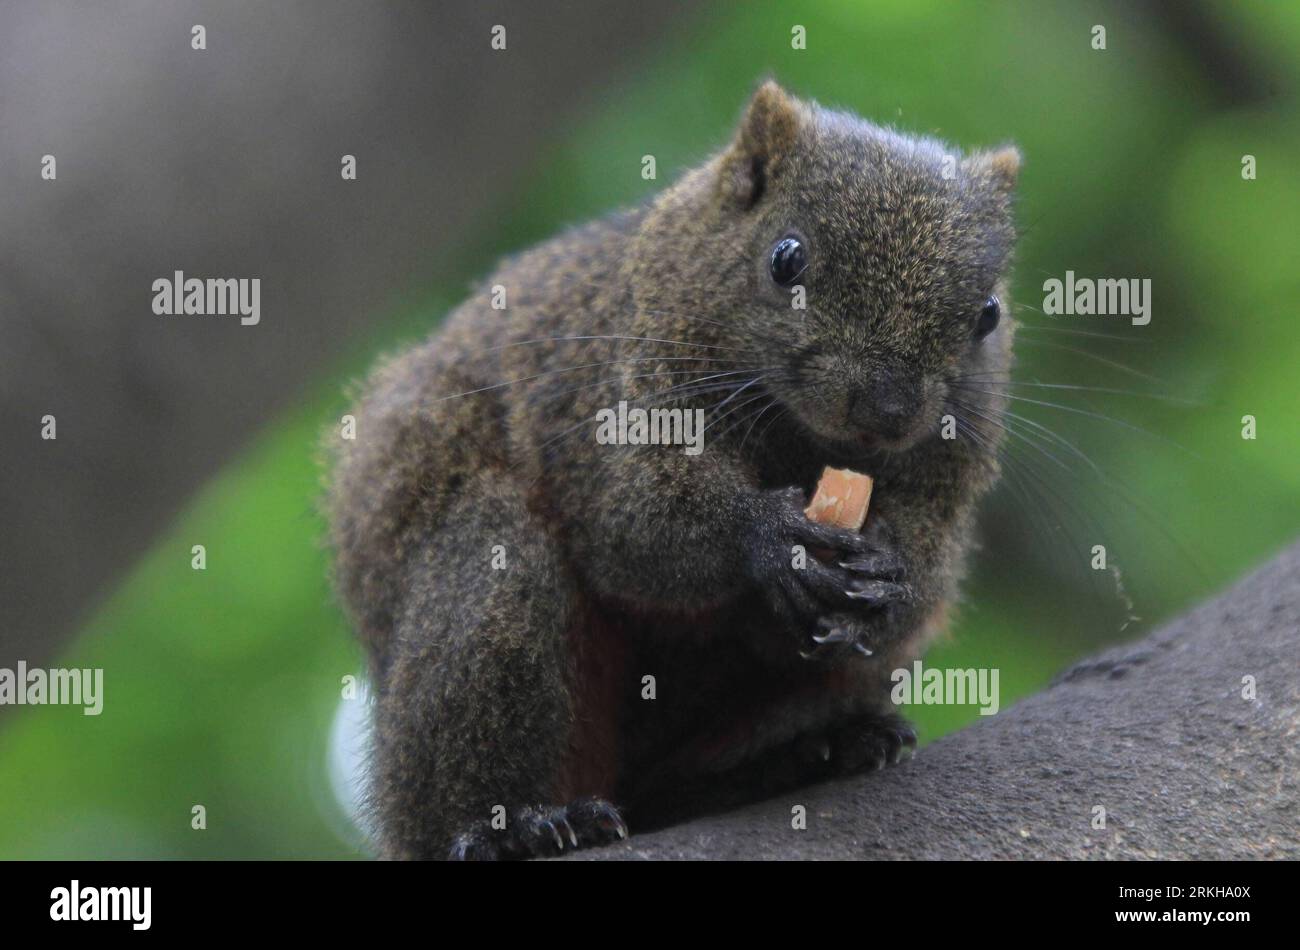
(574, 540), (1300, 859)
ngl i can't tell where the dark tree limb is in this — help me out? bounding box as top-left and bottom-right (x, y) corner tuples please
(574, 541), (1300, 860)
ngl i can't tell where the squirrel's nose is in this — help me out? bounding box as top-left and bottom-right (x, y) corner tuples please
(848, 370), (918, 437)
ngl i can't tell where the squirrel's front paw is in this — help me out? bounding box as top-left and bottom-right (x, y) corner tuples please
(801, 514), (912, 660)
(748, 487), (909, 652)
(447, 797), (628, 861)
(748, 487), (891, 629)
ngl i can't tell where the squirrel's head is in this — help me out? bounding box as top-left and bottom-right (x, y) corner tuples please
(630, 80), (1020, 455)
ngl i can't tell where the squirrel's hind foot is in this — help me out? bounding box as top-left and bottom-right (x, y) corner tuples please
(447, 797), (628, 861)
(792, 712), (917, 778)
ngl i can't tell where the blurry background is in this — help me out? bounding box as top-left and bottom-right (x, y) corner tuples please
(1, 0), (1296, 858)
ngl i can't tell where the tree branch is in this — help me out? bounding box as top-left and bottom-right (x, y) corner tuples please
(575, 541), (1300, 859)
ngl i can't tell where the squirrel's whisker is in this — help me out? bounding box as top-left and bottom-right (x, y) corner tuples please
(435, 355), (756, 402)
(949, 377), (1194, 406)
(712, 394), (780, 446)
(736, 398), (783, 454)
(948, 384), (1199, 459)
(948, 397), (1111, 587)
(477, 333), (754, 355)
(1013, 337), (1169, 386)
(702, 389), (771, 435)
(948, 392), (1206, 581)
(1013, 323), (1149, 344)
(526, 373), (774, 468)
(528, 367), (775, 411)
(701, 375), (767, 422)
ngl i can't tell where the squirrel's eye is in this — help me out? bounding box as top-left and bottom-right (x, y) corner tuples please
(769, 236), (807, 288)
(974, 295), (1000, 340)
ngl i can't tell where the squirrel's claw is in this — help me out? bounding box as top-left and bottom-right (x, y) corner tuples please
(802, 616), (883, 662)
(554, 815), (579, 848)
(782, 713), (919, 781)
(446, 797), (628, 861)
(845, 579), (910, 605)
(839, 551), (907, 580)
(811, 625), (851, 645)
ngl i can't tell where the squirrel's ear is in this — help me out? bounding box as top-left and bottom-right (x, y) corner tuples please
(719, 80), (805, 210)
(967, 145), (1022, 196)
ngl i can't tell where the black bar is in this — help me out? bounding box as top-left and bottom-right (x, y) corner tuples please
(1, 859), (1285, 936)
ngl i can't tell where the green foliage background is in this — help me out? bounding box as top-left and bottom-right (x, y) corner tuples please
(2, 0), (1297, 857)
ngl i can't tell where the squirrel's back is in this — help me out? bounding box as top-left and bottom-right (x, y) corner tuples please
(327, 209), (644, 664)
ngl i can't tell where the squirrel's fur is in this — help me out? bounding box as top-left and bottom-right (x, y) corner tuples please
(327, 82), (1020, 859)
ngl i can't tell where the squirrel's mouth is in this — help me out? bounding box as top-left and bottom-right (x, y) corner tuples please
(835, 426), (939, 466)
(806, 414), (928, 456)
(766, 377), (934, 458)
(853, 426), (925, 451)
(794, 420), (903, 467)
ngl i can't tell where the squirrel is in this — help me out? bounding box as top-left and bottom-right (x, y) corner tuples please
(327, 81), (1020, 860)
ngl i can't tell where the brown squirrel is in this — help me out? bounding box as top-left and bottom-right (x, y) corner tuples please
(327, 81), (1019, 859)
